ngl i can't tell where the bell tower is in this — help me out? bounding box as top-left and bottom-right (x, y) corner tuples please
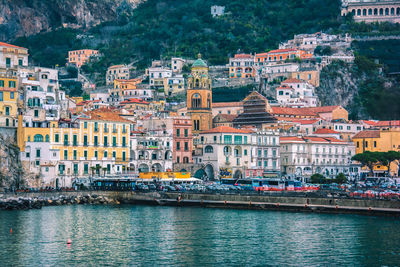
(187, 54), (213, 134)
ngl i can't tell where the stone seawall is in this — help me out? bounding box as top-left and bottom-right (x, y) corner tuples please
(1, 191), (400, 216)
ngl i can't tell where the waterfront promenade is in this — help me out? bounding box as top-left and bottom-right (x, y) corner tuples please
(1, 190), (400, 216)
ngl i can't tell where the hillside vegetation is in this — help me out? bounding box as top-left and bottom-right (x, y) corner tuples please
(14, 0), (342, 69)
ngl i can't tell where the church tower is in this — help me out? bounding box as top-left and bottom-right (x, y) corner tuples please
(187, 54), (213, 134)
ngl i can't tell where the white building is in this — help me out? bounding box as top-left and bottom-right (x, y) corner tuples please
(171, 58), (186, 73)
(130, 130), (173, 174)
(148, 67), (172, 88)
(106, 65), (131, 85)
(211, 5), (225, 17)
(21, 67), (67, 122)
(194, 126), (280, 180)
(276, 78), (318, 108)
(0, 42), (29, 69)
(280, 136), (355, 180)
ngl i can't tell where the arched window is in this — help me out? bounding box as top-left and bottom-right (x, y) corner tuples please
(357, 9), (361, 16)
(205, 145), (214, 153)
(191, 94), (201, 109)
(374, 8), (378, 15)
(362, 9), (366, 16)
(223, 146), (231, 156)
(34, 134), (44, 142)
(207, 95), (211, 109)
(45, 135), (50, 142)
(195, 79), (200, 88)
(379, 8), (383, 15)
(194, 120), (200, 131)
(385, 8), (389, 15)
(368, 9), (372, 15)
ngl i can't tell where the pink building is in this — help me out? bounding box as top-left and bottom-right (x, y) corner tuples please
(173, 117), (193, 170)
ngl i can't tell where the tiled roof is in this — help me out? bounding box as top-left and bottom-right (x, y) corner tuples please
(213, 114), (238, 122)
(76, 100), (92, 106)
(353, 130), (381, 139)
(277, 85), (292, 90)
(280, 136), (345, 143)
(314, 128), (339, 134)
(201, 126), (253, 134)
(281, 78), (303, 84)
(271, 107), (317, 116)
(306, 106), (341, 113)
(290, 119), (320, 125)
(83, 109), (132, 123)
(361, 120), (378, 126)
(280, 136), (304, 142)
(212, 102), (243, 108)
(120, 98), (149, 105)
(0, 41), (27, 50)
(374, 120), (400, 127)
(234, 54), (253, 59)
(267, 48), (298, 54)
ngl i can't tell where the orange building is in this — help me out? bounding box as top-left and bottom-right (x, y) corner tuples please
(255, 49), (312, 65)
(68, 49), (99, 67)
(229, 54), (255, 78)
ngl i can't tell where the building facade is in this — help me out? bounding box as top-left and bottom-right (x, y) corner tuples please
(187, 54), (213, 134)
(68, 49), (99, 68)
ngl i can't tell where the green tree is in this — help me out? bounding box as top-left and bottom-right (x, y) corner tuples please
(335, 173), (347, 184)
(352, 151), (380, 176)
(310, 173), (326, 184)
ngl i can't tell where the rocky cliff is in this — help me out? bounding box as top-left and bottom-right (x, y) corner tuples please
(317, 60), (368, 119)
(0, 134), (25, 189)
(0, 0), (143, 40)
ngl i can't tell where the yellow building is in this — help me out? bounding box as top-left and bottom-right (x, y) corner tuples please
(111, 78), (142, 98)
(353, 128), (400, 176)
(187, 54), (213, 134)
(291, 70), (320, 87)
(0, 75), (19, 127)
(18, 109), (132, 187)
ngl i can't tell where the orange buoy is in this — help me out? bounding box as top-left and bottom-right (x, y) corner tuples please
(10, 228), (12, 234)
(67, 239), (72, 244)
(276, 203), (280, 207)
(335, 205), (339, 209)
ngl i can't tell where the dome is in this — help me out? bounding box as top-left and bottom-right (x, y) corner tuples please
(192, 53), (207, 67)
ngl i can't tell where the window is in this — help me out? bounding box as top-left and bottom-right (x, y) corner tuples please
(36, 149), (41, 158)
(244, 149), (247, 156)
(365, 141), (368, 148)
(374, 141), (377, 148)
(73, 164), (78, 175)
(55, 134), (59, 143)
(73, 150), (77, 160)
(8, 81), (16, 88)
(94, 122), (98, 132)
(34, 134), (43, 142)
(224, 135), (232, 144)
(84, 150), (88, 159)
(64, 150), (68, 160)
(64, 134), (69, 145)
(34, 110), (39, 117)
(5, 106), (10, 116)
(244, 136), (247, 144)
(177, 156), (180, 163)
(84, 122), (87, 129)
(94, 151), (98, 159)
(104, 151), (108, 158)
(122, 151), (126, 161)
(176, 142), (180, 151)
(45, 135), (49, 142)
(122, 137), (126, 147)
(234, 136), (242, 144)
(84, 164), (89, 174)
(113, 136), (117, 147)
(73, 135), (78, 146)
(357, 141), (359, 148)
(0, 92), (2, 101)
(10, 92), (14, 99)
(94, 136), (98, 146)
(205, 146), (213, 153)
(104, 136), (108, 147)
(112, 151), (116, 158)
(184, 142), (189, 151)
(184, 129), (188, 137)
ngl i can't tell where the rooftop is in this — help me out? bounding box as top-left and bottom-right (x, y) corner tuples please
(353, 130), (381, 139)
(212, 102), (243, 108)
(201, 126), (253, 134)
(0, 41), (27, 50)
(314, 128), (340, 134)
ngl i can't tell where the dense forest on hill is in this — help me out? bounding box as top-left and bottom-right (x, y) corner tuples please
(14, 0), (342, 69)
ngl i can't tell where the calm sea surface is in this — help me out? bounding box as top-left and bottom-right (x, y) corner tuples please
(0, 205), (400, 266)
